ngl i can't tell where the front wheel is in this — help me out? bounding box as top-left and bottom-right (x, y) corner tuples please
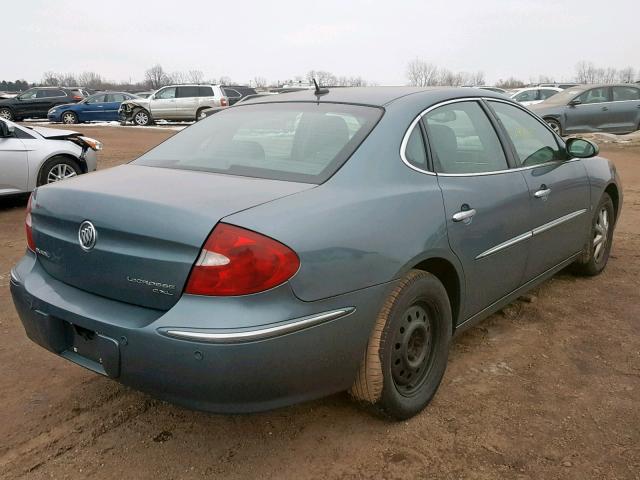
(61, 111), (78, 124)
(545, 118), (562, 136)
(350, 270), (452, 420)
(133, 109), (152, 126)
(37, 156), (81, 186)
(573, 193), (614, 276)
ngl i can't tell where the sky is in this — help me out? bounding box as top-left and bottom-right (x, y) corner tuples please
(4, 0), (639, 85)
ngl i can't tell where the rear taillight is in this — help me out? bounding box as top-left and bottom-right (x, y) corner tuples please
(185, 223), (299, 296)
(25, 193), (35, 252)
(220, 97), (228, 107)
(72, 95), (83, 101)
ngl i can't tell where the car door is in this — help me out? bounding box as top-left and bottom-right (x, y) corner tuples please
(564, 87), (613, 133)
(37, 89), (68, 117)
(103, 93), (128, 121)
(175, 86), (200, 119)
(13, 89), (40, 118)
(487, 100), (591, 280)
(81, 94), (107, 121)
(423, 100), (532, 319)
(150, 87), (177, 119)
(0, 121), (28, 194)
(610, 86), (640, 132)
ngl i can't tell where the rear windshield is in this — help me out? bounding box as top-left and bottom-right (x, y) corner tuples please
(134, 102), (382, 183)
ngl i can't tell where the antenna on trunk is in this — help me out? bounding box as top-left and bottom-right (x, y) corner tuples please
(313, 78), (329, 96)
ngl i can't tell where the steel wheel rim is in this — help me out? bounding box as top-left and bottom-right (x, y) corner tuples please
(135, 112), (148, 125)
(593, 206), (609, 263)
(391, 303), (434, 396)
(62, 112), (76, 124)
(0, 109), (11, 120)
(47, 164), (77, 184)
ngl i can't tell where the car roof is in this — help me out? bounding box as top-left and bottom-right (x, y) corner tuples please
(243, 86), (507, 107)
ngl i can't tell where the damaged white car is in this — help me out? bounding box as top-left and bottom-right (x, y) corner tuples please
(0, 119), (100, 197)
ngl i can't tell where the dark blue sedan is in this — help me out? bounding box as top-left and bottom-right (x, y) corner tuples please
(48, 92), (137, 124)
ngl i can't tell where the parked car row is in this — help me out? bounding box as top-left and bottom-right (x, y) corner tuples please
(0, 85), (259, 126)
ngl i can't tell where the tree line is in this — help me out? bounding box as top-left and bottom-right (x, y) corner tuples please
(1, 60), (638, 93)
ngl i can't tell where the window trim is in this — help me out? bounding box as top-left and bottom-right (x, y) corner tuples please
(400, 97), (577, 177)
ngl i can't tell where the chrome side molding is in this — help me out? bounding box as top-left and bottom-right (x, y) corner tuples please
(476, 209), (587, 260)
(161, 307), (355, 344)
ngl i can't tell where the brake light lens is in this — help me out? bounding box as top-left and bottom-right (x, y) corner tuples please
(72, 95), (83, 101)
(25, 193), (35, 252)
(185, 223), (299, 296)
(220, 97), (228, 107)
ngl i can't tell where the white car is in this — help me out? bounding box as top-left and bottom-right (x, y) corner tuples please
(119, 84), (229, 125)
(0, 119), (100, 197)
(510, 87), (563, 106)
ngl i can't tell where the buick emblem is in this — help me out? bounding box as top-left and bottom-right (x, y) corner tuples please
(78, 221), (97, 251)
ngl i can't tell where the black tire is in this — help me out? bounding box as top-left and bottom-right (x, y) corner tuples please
(350, 270), (452, 420)
(132, 108), (152, 126)
(196, 108), (208, 121)
(572, 193), (615, 276)
(0, 107), (14, 121)
(61, 111), (78, 124)
(545, 118), (562, 136)
(37, 156), (82, 186)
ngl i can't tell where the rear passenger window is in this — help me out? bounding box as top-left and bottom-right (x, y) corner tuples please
(403, 125), (428, 169)
(177, 86), (200, 98)
(424, 101), (508, 174)
(612, 86), (640, 101)
(540, 89), (559, 100)
(514, 90), (538, 102)
(108, 94), (127, 102)
(199, 86), (214, 97)
(489, 101), (563, 167)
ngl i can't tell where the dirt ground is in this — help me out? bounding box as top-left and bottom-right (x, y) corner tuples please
(0, 125), (638, 480)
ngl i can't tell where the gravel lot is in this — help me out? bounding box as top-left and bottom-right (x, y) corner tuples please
(0, 125), (638, 480)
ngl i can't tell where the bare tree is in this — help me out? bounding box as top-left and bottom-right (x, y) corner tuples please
(168, 71), (186, 84)
(77, 71), (103, 89)
(187, 70), (205, 84)
(496, 77), (526, 89)
(41, 71), (59, 86)
(145, 64), (170, 89)
(306, 70), (337, 86)
(253, 76), (268, 88)
(618, 67), (636, 83)
(469, 71), (485, 85)
(406, 59), (438, 87)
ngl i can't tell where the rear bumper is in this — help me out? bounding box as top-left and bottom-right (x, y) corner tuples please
(10, 253), (392, 413)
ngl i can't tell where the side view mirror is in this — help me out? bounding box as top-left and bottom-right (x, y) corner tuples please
(568, 99), (582, 106)
(566, 137), (598, 158)
(0, 121), (15, 137)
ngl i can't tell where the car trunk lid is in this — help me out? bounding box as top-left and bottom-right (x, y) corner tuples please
(31, 165), (312, 310)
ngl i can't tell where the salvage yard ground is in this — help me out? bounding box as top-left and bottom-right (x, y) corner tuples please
(0, 125), (639, 479)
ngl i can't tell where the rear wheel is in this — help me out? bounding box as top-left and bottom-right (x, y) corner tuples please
(61, 111), (78, 124)
(545, 118), (562, 136)
(0, 107), (14, 121)
(573, 193), (614, 276)
(133, 109), (152, 126)
(37, 156), (81, 186)
(196, 108), (208, 121)
(350, 270), (452, 420)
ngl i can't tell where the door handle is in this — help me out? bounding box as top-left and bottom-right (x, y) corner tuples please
(452, 208), (476, 223)
(601, 106), (608, 111)
(534, 185), (551, 199)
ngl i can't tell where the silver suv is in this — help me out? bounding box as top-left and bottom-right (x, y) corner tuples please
(119, 85), (228, 125)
